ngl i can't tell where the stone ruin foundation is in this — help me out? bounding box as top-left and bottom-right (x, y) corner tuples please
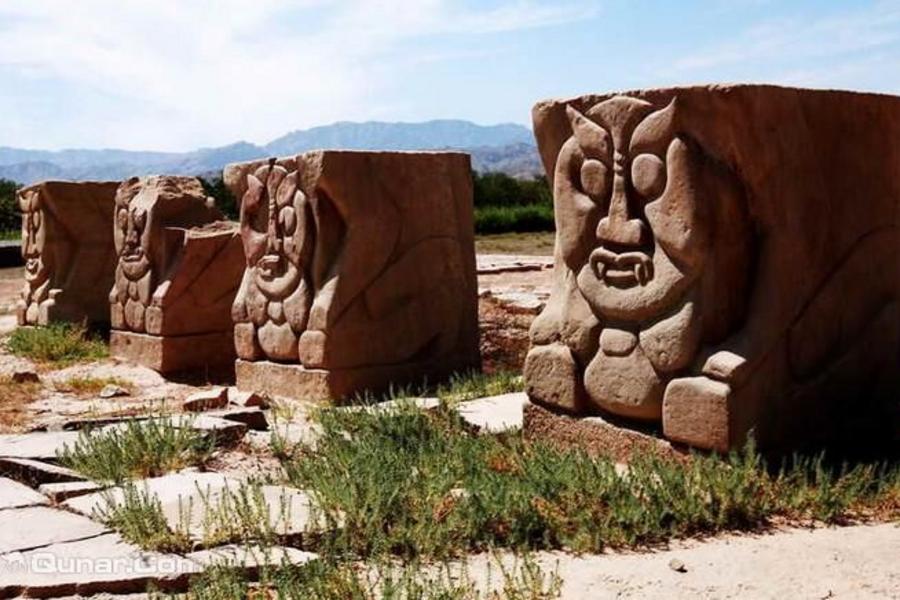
(109, 176), (244, 374)
(524, 84), (900, 453)
(16, 180), (120, 326)
(225, 151), (480, 402)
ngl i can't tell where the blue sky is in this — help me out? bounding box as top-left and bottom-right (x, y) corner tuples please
(1, 0), (898, 151)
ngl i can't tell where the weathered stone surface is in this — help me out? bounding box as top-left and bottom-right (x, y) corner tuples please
(340, 396), (441, 414)
(227, 388), (270, 409)
(0, 477), (48, 510)
(98, 384), (130, 399)
(109, 176), (243, 374)
(109, 330), (236, 375)
(0, 505), (107, 554)
(38, 480), (105, 503)
(525, 85), (900, 451)
(206, 407), (268, 431)
(0, 432), (80, 461)
(182, 388), (229, 412)
(16, 181), (120, 326)
(0, 457), (84, 485)
(456, 392), (530, 434)
(0, 533), (199, 598)
(228, 151), (480, 402)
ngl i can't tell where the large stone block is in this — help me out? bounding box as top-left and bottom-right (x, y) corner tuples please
(226, 151), (480, 402)
(109, 176), (244, 374)
(524, 85), (900, 452)
(16, 181), (120, 326)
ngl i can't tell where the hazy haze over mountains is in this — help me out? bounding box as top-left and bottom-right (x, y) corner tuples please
(0, 120), (542, 185)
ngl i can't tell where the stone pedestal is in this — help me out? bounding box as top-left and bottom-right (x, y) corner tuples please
(16, 181), (120, 326)
(524, 84), (900, 452)
(111, 330), (235, 375)
(227, 151), (480, 403)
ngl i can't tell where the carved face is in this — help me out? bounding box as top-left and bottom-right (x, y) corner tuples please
(241, 163), (311, 300)
(555, 96), (709, 323)
(19, 190), (49, 286)
(114, 196), (152, 282)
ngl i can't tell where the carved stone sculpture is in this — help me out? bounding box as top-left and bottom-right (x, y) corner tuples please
(17, 181), (120, 326)
(226, 151), (480, 401)
(525, 85), (900, 452)
(109, 176), (244, 374)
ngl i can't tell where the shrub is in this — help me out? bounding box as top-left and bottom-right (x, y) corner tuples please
(57, 417), (214, 483)
(6, 322), (107, 365)
(199, 176), (239, 221)
(474, 204), (554, 235)
(0, 178), (21, 238)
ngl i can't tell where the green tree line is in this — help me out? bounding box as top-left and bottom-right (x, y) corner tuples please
(1, 171), (554, 239)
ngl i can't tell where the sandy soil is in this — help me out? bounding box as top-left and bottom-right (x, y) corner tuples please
(469, 523), (900, 599)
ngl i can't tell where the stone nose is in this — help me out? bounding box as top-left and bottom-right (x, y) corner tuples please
(596, 172), (647, 247)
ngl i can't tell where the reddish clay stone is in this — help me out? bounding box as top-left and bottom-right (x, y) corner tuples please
(109, 176), (243, 374)
(227, 151), (480, 402)
(525, 85), (900, 451)
(16, 181), (120, 326)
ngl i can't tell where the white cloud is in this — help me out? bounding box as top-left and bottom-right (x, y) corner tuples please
(670, 0), (900, 76)
(0, 0), (593, 150)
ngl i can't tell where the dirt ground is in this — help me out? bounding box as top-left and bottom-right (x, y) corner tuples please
(470, 523), (900, 599)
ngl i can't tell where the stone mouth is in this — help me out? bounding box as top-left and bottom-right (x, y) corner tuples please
(122, 247), (144, 263)
(257, 254), (285, 280)
(590, 246), (653, 288)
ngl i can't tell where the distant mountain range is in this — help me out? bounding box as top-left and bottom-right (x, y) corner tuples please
(0, 120), (543, 185)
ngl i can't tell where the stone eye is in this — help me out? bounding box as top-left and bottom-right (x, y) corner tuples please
(31, 212), (42, 230)
(132, 208), (146, 230)
(279, 207), (296, 236)
(631, 154), (666, 199)
(580, 159), (609, 199)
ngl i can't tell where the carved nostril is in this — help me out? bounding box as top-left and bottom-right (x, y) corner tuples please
(597, 216), (647, 248)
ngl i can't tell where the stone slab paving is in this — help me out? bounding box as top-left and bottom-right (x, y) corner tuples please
(38, 481), (106, 503)
(206, 407), (268, 431)
(0, 432), (81, 461)
(456, 392), (530, 434)
(0, 533), (200, 598)
(186, 544), (317, 571)
(63, 472), (233, 519)
(0, 477), (48, 510)
(0, 506), (107, 554)
(476, 254), (553, 274)
(0, 457), (85, 485)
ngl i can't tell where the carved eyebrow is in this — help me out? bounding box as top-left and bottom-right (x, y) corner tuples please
(629, 98), (677, 157)
(566, 105), (612, 161)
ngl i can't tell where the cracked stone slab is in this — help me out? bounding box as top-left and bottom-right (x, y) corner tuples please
(206, 407), (269, 431)
(456, 392), (530, 433)
(0, 533), (200, 598)
(0, 432), (81, 461)
(0, 457), (85, 485)
(0, 477), (48, 510)
(63, 472), (234, 520)
(38, 481), (106, 503)
(0, 506), (107, 554)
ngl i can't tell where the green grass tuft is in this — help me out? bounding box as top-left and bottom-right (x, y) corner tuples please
(177, 552), (561, 600)
(6, 322), (107, 365)
(93, 482), (193, 554)
(437, 371), (523, 404)
(57, 418), (214, 483)
(281, 404), (900, 560)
